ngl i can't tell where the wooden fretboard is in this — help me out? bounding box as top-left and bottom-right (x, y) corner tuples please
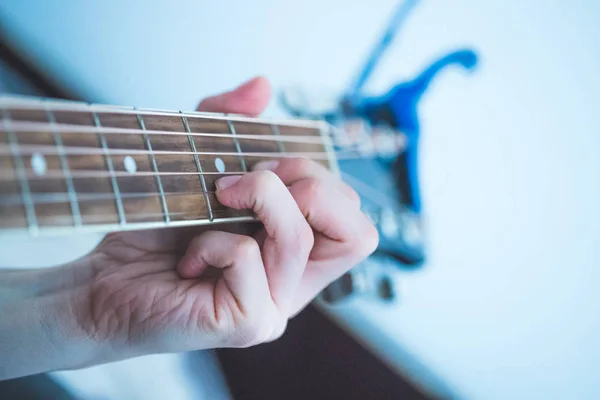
(0, 95), (337, 236)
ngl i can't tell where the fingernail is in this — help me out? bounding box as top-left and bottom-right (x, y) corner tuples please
(252, 160), (279, 171)
(216, 175), (242, 190)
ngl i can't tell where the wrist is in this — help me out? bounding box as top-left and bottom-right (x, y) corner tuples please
(0, 260), (114, 380)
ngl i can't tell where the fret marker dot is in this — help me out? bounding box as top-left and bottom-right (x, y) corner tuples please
(215, 157), (226, 173)
(31, 153), (46, 176)
(124, 156), (137, 174)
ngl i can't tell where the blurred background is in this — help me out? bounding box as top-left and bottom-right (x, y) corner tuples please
(1, 0), (599, 399)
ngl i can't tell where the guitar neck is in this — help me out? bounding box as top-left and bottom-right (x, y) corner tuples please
(0, 95), (338, 236)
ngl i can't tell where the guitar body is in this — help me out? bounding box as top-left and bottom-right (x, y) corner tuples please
(339, 157), (424, 265)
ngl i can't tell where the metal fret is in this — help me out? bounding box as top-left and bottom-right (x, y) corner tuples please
(136, 113), (170, 223)
(319, 122), (340, 176)
(271, 124), (286, 153)
(46, 108), (82, 226)
(227, 120), (247, 172)
(2, 109), (38, 234)
(93, 111), (127, 225)
(181, 113), (214, 222)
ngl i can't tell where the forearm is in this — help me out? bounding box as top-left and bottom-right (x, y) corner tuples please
(0, 262), (101, 380)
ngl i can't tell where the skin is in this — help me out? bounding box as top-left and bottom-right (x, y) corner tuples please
(0, 77), (378, 380)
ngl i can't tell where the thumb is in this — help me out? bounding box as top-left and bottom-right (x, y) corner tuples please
(196, 76), (272, 116)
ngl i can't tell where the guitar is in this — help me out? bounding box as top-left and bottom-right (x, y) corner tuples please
(0, 95), (413, 302)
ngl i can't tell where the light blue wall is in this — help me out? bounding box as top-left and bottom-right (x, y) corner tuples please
(2, 1), (599, 399)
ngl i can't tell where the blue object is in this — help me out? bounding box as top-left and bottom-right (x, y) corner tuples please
(347, 0), (420, 101)
(280, 0), (479, 266)
(346, 49), (478, 213)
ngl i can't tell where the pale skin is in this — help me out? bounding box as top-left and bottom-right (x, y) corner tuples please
(0, 77), (378, 381)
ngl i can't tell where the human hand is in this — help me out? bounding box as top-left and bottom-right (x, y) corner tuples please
(0, 77), (378, 380)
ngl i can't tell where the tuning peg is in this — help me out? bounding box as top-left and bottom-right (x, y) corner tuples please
(320, 261), (397, 304)
(371, 124), (408, 157)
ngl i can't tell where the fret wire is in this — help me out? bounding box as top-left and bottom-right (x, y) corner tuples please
(2, 109), (38, 234)
(181, 112), (214, 222)
(27, 210), (205, 223)
(136, 112), (170, 224)
(319, 123), (339, 176)
(227, 119), (247, 172)
(0, 144), (363, 162)
(271, 124), (286, 153)
(93, 111), (127, 225)
(0, 144), (334, 158)
(45, 107), (82, 226)
(4, 170), (246, 180)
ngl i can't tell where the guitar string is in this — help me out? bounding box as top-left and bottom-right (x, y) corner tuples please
(0, 146), (382, 208)
(0, 189), (252, 223)
(0, 176), (407, 215)
(0, 121), (387, 146)
(0, 172), (406, 215)
(1, 190), (222, 205)
(0, 144), (376, 160)
(0, 191), (251, 222)
(0, 116), (395, 176)
(0, 170), (247, 180)
(34, 209), (229, 224)
(1, 121), (328, 144)
(0, 143), (380, 181)
(0, 149), (391, 209)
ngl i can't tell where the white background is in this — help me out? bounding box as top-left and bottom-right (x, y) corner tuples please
(1, 1), (599, 399)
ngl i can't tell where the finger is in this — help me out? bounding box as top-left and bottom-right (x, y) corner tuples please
(252, 157), (360, 207)
(251, 158), (375, 314)
(215, 171), (314, 314)
(196, 76), (271, 116)
(287, 178), (378, 315)
(177, 231), (271, 313)
(289, 177), (377, 256)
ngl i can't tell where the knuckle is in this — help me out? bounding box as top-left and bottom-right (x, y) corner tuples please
(253, 170), (281, 190)
(291, 177), (323, 207)
(360, 219), (380, 256)
(287, 156), (312, 174)
(345, 185), (362, 205)
(236, 309), (281, 348)
(303, 177), (322, 198)
(292, 217), (315, 255)
(346, 215), (379, 260)
(237, 325), (266, 348)
(301, 221), (315, 249)
(186, 235), (203, 253)
(182, 234), (210, 268)
(232, 236), (261, 263)
(267, 319), (288, 343)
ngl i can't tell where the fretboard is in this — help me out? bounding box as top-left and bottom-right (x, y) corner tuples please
(0, 95), (337, 236)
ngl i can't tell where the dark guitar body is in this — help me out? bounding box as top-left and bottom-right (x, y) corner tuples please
(216, 304), (433, 400)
